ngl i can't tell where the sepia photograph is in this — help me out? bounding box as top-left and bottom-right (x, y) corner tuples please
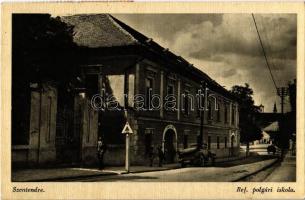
(11, 12), (297, 183)
(2, 2), (305, 200)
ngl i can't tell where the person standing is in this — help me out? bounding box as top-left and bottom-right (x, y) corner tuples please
(97, 137), (107, 170)
(148, 146), (154, 167)
(158, 145), (165, 167)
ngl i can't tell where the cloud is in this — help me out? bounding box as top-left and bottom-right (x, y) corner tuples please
(222, 68), (237, 78)
(113, 14), (296, 112)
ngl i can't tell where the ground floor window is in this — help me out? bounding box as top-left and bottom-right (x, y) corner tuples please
(225, 137), (227, 148)
(217, 136), (220, 149)
(208, 136), (211, 150)
(144, 129), (154, 155)
(183, 135), (188, 149)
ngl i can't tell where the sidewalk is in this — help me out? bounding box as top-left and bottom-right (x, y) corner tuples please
(264, 154), (296, 182)
(12, 154), (275, 182)
(12, 163), (180, 182)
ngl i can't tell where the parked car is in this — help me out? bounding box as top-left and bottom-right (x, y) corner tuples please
(177, 145), (216, 167)
(267, 144), (277, 155)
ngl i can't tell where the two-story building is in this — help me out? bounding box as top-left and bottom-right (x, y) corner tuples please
(12, 14), (240, 167)
(63, 14), (240, 165)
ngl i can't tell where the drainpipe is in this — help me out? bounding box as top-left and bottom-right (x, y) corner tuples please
(37, 83), (43, 164)
(198, 81), (206, 149)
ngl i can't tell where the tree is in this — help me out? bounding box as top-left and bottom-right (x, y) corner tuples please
(12, 14), (79, 145)
(230, 83), (262, 156)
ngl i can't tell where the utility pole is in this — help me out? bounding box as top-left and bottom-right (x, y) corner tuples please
(277, 86), (289, 159)
(277, 87), (288, 114)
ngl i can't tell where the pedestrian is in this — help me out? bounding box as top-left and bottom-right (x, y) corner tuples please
(97, 137), (107, 170)
(157, 145), (165, 167)
(148, 146), (154, 167)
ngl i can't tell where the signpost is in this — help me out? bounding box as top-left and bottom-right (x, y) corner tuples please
(122, 110), (133, 173)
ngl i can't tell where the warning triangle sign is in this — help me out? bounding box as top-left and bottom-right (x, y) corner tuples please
(122, 122), (133, 134)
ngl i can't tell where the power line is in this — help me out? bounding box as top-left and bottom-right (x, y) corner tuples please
(251, 13), (278, 91)
(257, 15), (279, 83)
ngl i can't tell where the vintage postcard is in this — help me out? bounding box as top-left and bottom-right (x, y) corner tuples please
(1, 2), (305, 199)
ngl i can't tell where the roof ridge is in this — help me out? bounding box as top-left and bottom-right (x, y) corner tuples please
(106, 14), (139, 44)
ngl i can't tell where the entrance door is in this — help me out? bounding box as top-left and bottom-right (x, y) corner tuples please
(230, 135), (235, 157)
(164, 130), (176, 163)
(55, 88), (80, 164)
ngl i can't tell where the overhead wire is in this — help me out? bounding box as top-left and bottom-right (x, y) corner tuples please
(251, 13), (278, 92)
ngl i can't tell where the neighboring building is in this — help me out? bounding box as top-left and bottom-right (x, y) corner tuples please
(12, 14), (240, 167)
(253, 131), (272, 145)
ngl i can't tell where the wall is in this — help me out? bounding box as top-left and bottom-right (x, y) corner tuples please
(12, 83), (57, 167)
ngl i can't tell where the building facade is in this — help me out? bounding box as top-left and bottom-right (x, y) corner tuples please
(12, 14), (240, 167)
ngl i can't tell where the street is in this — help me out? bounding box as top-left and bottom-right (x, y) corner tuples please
(58, 156), (278, 182)
(49, 149), (297, 182)
(238, 154), (296, 182)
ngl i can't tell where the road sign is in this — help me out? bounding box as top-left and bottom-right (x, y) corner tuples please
(122, 122), (133, 134)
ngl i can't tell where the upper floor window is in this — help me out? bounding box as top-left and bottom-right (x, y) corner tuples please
(167, 84), (174, 96)
(145, 78), (153, 110)
(217, 101), (221, 122)
(208, 100), (212, 120)
(183, 90), (191, 115)
(224, 103), (228, 123)
(232, 105), (235, 125)
(196, 88), (203, 118)
(166, 83), (175, 111)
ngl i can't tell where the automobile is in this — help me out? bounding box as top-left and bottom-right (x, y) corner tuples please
(177, 144), (216, 167)
(267, 144), (277, 155)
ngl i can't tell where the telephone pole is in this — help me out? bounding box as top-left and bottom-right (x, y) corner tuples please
(277, 87), (288, 114)
(277, 86), (289, 159)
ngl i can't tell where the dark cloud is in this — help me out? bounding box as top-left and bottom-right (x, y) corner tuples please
(222, 68), (237, 78)
(113, 14), (223, 42)
(112, 14), (296, 112)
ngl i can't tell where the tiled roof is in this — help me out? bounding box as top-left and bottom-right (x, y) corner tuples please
(62, 14), (138, 48)
(62, 14), (237, 100)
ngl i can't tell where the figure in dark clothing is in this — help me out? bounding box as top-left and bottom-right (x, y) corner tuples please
(97, 137), (107, 169)
(148, 146), (154, 167)
(158, 146), (165, 167)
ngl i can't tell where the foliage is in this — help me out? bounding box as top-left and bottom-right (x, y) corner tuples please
(13, 14), (78, 83)
(230, 83), (262, 143)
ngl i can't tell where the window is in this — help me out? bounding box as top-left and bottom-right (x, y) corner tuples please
(225, 137), (227, 148)
(232, 105), (235, 125)
(224, 104), (228, 123)
(183, 135), (188, 149)
(196, 89), (203, 118)
(183, 130), (190, 149)
(144, 129), (154, 155)
(217, 102), (221, 122)
(217, 136), (220, 149)
(183, 91), (190, 115)
(208, 136), (211, 150)
(145, 78), (153, 110)
(208, 100), (212, 120)
(167, 84), (174, 96)
(166, 83), (175, 110)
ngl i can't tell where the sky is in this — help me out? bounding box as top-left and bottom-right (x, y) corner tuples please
(113, 14), (296, 112)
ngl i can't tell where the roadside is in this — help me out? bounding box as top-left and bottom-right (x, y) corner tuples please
(236, 153), (295, 182)
(63, 158), (279, 182)
(12, 154), (277, 182)
(264, 154), (296, 182)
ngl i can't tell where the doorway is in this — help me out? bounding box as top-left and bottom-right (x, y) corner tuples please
(164, 130), (176, 163)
